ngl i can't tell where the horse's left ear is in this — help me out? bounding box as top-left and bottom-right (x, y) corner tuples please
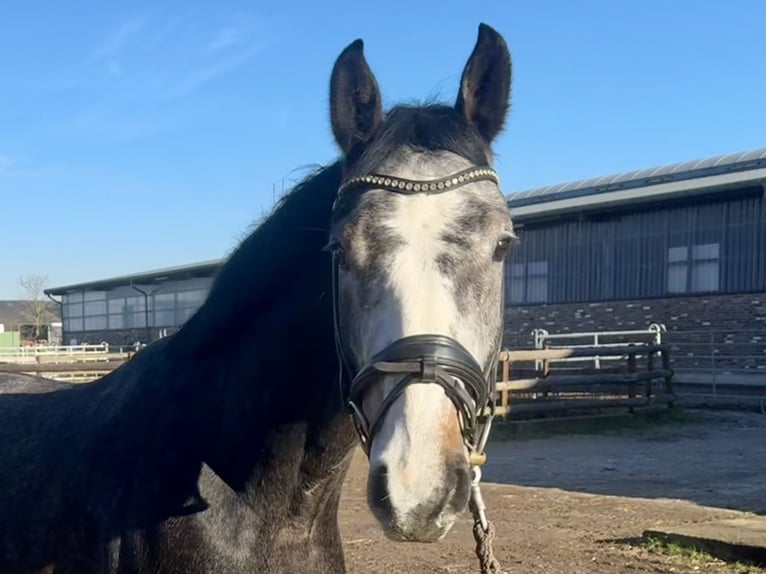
(455, 23), (512, 144)
(329, 39), (384, 157)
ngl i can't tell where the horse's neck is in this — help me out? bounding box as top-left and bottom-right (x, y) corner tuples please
(179, 264), (357, 527)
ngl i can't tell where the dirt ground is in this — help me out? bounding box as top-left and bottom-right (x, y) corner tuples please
(338, 409), (766, 573)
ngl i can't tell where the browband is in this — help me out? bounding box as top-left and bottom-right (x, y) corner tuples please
(338, 166), (500, 196)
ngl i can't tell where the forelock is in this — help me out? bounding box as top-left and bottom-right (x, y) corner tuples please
(332, 103), (494, 224)
(345, 104), (492, 180)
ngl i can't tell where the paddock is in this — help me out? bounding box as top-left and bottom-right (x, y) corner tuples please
(338, 409), (766, 573)
(1, 338), (764, 572)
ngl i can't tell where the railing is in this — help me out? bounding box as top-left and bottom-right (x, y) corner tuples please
(531, 323), (666, 370)
(494, 325), (675, 419)
(0, 343), (111, 359)
(0, 343), (144, 383)
(662, 329), (766, 378)
(4, 326), (762, 408)
(502, 325), (766, 412)
(661, 328), (766, 408)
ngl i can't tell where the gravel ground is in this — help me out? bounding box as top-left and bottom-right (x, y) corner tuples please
(338, 410), (766, 573)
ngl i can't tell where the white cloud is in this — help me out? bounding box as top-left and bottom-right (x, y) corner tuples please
(162, 40), (268, 99)
(86, 16), (147, 65)
(206, 13), (271, 54)
(0, 155), (48, 177)
(208, 25), (249, 53)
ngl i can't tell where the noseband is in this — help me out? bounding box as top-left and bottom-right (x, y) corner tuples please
(330, 165), (503, 465)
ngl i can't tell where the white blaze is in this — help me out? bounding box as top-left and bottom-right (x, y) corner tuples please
(362, 152), (485, 529)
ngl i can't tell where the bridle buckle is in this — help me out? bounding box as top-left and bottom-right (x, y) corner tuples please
(421, 356), (438, 382)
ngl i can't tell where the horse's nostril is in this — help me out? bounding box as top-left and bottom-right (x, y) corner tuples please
(368, 464), (392, 510)
(448, 458), (471, 513)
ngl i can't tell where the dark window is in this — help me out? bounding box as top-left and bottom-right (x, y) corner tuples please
(666, 243), (721, 294)
(506, 260), (549, 303)
(667, 246), (689, 293)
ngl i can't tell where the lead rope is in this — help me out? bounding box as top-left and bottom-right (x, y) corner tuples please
(469, 348), (506, 574)
(469, 466), (506, 574)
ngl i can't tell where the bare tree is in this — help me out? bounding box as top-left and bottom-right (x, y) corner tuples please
(18, 273), (51, 340)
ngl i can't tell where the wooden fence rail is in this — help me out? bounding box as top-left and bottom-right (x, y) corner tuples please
(494, 342), (675, 419)
(0, 344), (140, 383)
(0, 333), (676, 419)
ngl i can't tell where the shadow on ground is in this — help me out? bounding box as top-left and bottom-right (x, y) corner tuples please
(481, 409), (766, 516)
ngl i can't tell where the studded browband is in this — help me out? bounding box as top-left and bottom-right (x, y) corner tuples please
(338, 166), (500, 196)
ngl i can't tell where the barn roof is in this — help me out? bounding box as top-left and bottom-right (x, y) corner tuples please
(506, 147), (766, 219)
(45, 259), (223, 295)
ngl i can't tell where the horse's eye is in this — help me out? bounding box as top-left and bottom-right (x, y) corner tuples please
(493, 233), (516, 261)
(335, 246), (348, 269)
(324, 238), (348, 269)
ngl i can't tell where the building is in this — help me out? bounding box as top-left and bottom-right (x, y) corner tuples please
(0, 300), (62, 345)
(503, 147), (766, 379)
(45, 260), (221, 346)
(45, 147), (766, 377)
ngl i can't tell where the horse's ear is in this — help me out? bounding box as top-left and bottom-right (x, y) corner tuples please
(330, 39), (384, 157)
(455, 23), (512, 144)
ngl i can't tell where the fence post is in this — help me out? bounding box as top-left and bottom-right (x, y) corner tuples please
(710, 330), (717, 396)
(627, 343), (637, 413)
(660, 346), (674, 408)
(501, 357), (511, 415)
(532, 328), (548, 372)
(594, 333), (601, 370)
(646, 348), (655, 399)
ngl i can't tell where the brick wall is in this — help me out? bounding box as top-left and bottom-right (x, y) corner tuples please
(504, 292), (766, 374)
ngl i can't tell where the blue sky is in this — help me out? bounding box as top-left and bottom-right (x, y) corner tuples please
(2, 0), (765, 298)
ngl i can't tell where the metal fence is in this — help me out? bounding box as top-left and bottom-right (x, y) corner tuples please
(508, 324), (766, 410)
(494, 325), (675, 419)
(0, 342), (144, 360)
(0, 343), (145, 383)
(531, 323), (665, 371)
(662, 329), (766, 377)
(0, 343), (109, 361)
(661, 328), (766, 409)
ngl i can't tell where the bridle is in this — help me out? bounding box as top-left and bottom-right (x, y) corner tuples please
(344, 334), (497, 462)
(332, 169), (503, 465)
(328, 163), (507, 573)
(330, 165), (502, 458)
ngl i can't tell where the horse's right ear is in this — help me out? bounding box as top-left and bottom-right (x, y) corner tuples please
(329, 39), (384, 157)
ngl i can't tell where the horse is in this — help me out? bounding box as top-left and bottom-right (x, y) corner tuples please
(0, 22), (514, 573)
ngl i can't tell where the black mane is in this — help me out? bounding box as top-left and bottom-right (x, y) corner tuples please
(345, 103), (492, 179)
(331, 103), (494, 222)
(170, 161), (343, 355)
(0, 159), (355, 573)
